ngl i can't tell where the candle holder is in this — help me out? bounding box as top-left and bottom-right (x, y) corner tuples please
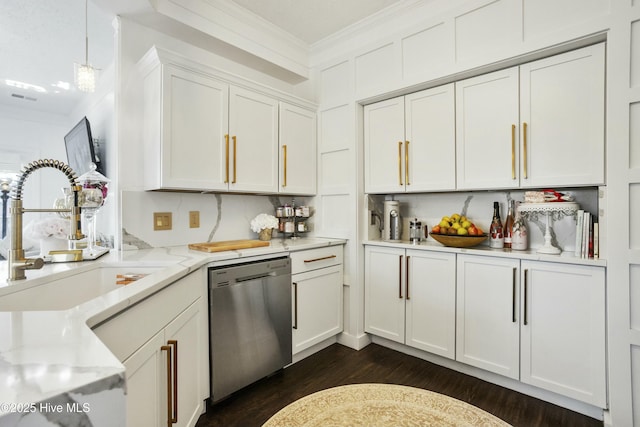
(518, 202), (579, 254)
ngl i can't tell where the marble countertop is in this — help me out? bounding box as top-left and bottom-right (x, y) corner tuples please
(0, 237), (345, 418)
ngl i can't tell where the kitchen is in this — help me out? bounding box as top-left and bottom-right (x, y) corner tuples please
(0, 1), (637, 426)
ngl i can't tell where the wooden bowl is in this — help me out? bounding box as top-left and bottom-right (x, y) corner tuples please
(429, 232), (488, 248)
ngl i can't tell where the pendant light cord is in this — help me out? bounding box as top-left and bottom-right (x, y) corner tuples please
(84, 0), (89, 64)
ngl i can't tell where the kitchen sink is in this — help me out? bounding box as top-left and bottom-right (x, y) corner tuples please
(0, 265), (164, 311)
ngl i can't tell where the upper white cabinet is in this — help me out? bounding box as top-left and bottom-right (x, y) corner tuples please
(456, 43), (605, 190)
(364, 84), (456, 193)
(279, 102), (317, 195)
(140, 47), (316, 195)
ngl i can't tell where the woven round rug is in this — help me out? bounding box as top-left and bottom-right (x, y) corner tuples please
(263, 383), (512, 427)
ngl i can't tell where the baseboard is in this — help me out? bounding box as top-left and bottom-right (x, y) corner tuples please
(337, 331), (371, 350)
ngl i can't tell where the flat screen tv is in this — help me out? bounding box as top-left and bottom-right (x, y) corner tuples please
(64, 116), (103, 177)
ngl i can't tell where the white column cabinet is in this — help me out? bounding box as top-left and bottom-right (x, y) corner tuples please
(364, 246), (456, 359)
(364, 84), (456, 193)
(279, 102), (317, 195)
(456, 254), (520, 379)
(520, 260), (606, 407)
(456, 43), (605, 190)
(290, 246), (344, 355)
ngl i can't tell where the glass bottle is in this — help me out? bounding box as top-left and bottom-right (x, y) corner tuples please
(489, 202), (504, 249)
(504, 200), (515, 249)
(511, 202), (528, 250)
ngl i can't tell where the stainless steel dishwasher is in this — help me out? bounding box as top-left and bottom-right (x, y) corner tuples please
(208, 256), (291, 403)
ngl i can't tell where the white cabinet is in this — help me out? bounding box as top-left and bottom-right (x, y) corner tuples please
(520, 260), (606, 407)
(456, 254), (520, 379)
(279, 102), (317, 195)
(365, 246), (456, 359)
(456, 43), (605, 190)
(290, 246), (343, 355)
(93, 269), (207, 427)
(456, 254), (606, 407)
(364, 84), (456, 193)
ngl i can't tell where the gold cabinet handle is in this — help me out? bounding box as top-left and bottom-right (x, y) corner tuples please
(224, 134), (229, 184)
(232, 136), (237, 184)
(398, 255), (403, 299)
(161, 340), (178, 427)
(303, 255), (336, 263)
(524, 269), (529, 326)
(398, 141), (403, 186)
(512, 267), (517, 322)
(405, 255), (410, 300)
(405, 140), (410, 186)
(511, 125), (516, 180)
(282, 145), (287, 187)
(523, 122), (528, 179)
(292, 282), (298, 330)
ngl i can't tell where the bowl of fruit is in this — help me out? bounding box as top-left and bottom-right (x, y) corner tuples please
(429, 213), (487, 248)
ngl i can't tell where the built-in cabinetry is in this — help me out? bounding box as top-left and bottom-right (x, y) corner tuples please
(290, 245), (343, 355)
(93, 269), (207, 427)
(364, 246), (456, 359)
(139, 47), (316, 195)
(456, 43), (605, 190)
(364, 84), (456, 193)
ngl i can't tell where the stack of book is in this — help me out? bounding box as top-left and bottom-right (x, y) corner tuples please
(574, 209), (598, 259)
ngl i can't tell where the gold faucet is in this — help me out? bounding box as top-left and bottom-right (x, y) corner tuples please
(8, 159), (85, 281)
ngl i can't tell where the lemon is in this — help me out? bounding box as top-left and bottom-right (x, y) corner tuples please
(457, 227), (468, 235)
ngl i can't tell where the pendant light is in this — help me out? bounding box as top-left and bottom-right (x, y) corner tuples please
(74, 0), (97, 92)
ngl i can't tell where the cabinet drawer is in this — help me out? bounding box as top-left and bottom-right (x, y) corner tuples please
(93, 269), (203, 362)
(290, 246), (343, 274)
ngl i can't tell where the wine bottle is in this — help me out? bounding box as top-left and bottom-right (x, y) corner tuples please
(504, 200), (515, 249)
(489, 202), (504, 249)
(511, 201), (528, 250)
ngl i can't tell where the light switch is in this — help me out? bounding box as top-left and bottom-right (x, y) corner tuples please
(153, 212), (172, 231)
(189, 211), (200, 228)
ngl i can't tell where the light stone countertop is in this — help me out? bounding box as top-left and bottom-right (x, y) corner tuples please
(0, 237), (346, 423)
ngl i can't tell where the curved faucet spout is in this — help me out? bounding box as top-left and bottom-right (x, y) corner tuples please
(8, 159), (84, 281)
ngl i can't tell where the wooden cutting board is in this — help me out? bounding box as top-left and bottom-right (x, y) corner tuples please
(188, 239), (270, 253)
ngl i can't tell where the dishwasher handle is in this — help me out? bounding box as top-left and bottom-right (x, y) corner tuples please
(234, 271), (276, 283)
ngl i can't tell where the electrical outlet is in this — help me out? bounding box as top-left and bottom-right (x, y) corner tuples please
(189, 211), (200, 228)
(153, 212), (172, 231)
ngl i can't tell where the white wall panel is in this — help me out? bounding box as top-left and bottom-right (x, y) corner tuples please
(319, 194), (350, 237)
(633, 345), (640, 427)
(632, 265), (640, 331)
(522, 0), (610, 42)
(320, 61), (351, 107)
(632, 184), (640, 250)
(320, 104), (351, 152)
(320, 149), (350, 193)
(632, 102), (640, 169)
(355, 43), (397, 98)
(633, 20), (640, 88)
(401, 22), (452, 84)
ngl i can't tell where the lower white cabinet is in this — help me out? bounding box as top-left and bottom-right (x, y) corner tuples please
(364, 246), (456, 359)
(290, 246), (344, 355)
(93, 269), (207, 427)
(456, 254), (606, 407)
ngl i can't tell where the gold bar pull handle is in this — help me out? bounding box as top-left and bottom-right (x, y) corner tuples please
(224, 134), (229, 184)
(168, 340), (178, 425)
(405, 140), (410, 186)
(523, 122), (528, 179)
(398, 255), (403, 299)
(304, 255), (337, 263)
(406, 255), (410, 300)
(398, 141), (403, 186)
(161, 344), (173, 427)
(512, 267), (517, 322)
(511, 125), (516, 180)
(292, 282), (298, 329)
(524, 269), (529, 326)
(232, 136), (237, 184)
(282, 145), (287, 187)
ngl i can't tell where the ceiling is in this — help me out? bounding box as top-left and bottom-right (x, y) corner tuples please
(1, 0), (402, 116)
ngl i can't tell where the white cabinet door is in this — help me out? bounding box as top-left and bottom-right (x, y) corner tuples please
(165, 302), (204, 427)
(364, 246), (406, 343)
(405, 250), (456, 359)
(456, 67), (520, 190)
(146, 65), (229, 191)
(279, 102), (317, 195)
(124, 331), (165, 427)
(520, 43), (605, 187)
(456, 254), (520, 379)
(364, 97), (406, 193)
(292, 265), (343, 354)
(405, 84), (456, 192)
(520, 261), (606, 407)
(228, 86), (279, 193)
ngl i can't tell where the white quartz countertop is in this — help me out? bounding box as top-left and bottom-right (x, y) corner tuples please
(0, 237), (345, 418)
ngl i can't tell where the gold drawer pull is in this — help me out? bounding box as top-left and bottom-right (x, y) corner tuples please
(303, 255), (337, 263)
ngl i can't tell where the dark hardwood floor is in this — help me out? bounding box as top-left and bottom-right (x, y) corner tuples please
(195, 343), (603, 427)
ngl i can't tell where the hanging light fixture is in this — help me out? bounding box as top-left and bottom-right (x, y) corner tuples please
(74, 0), (97, 92)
